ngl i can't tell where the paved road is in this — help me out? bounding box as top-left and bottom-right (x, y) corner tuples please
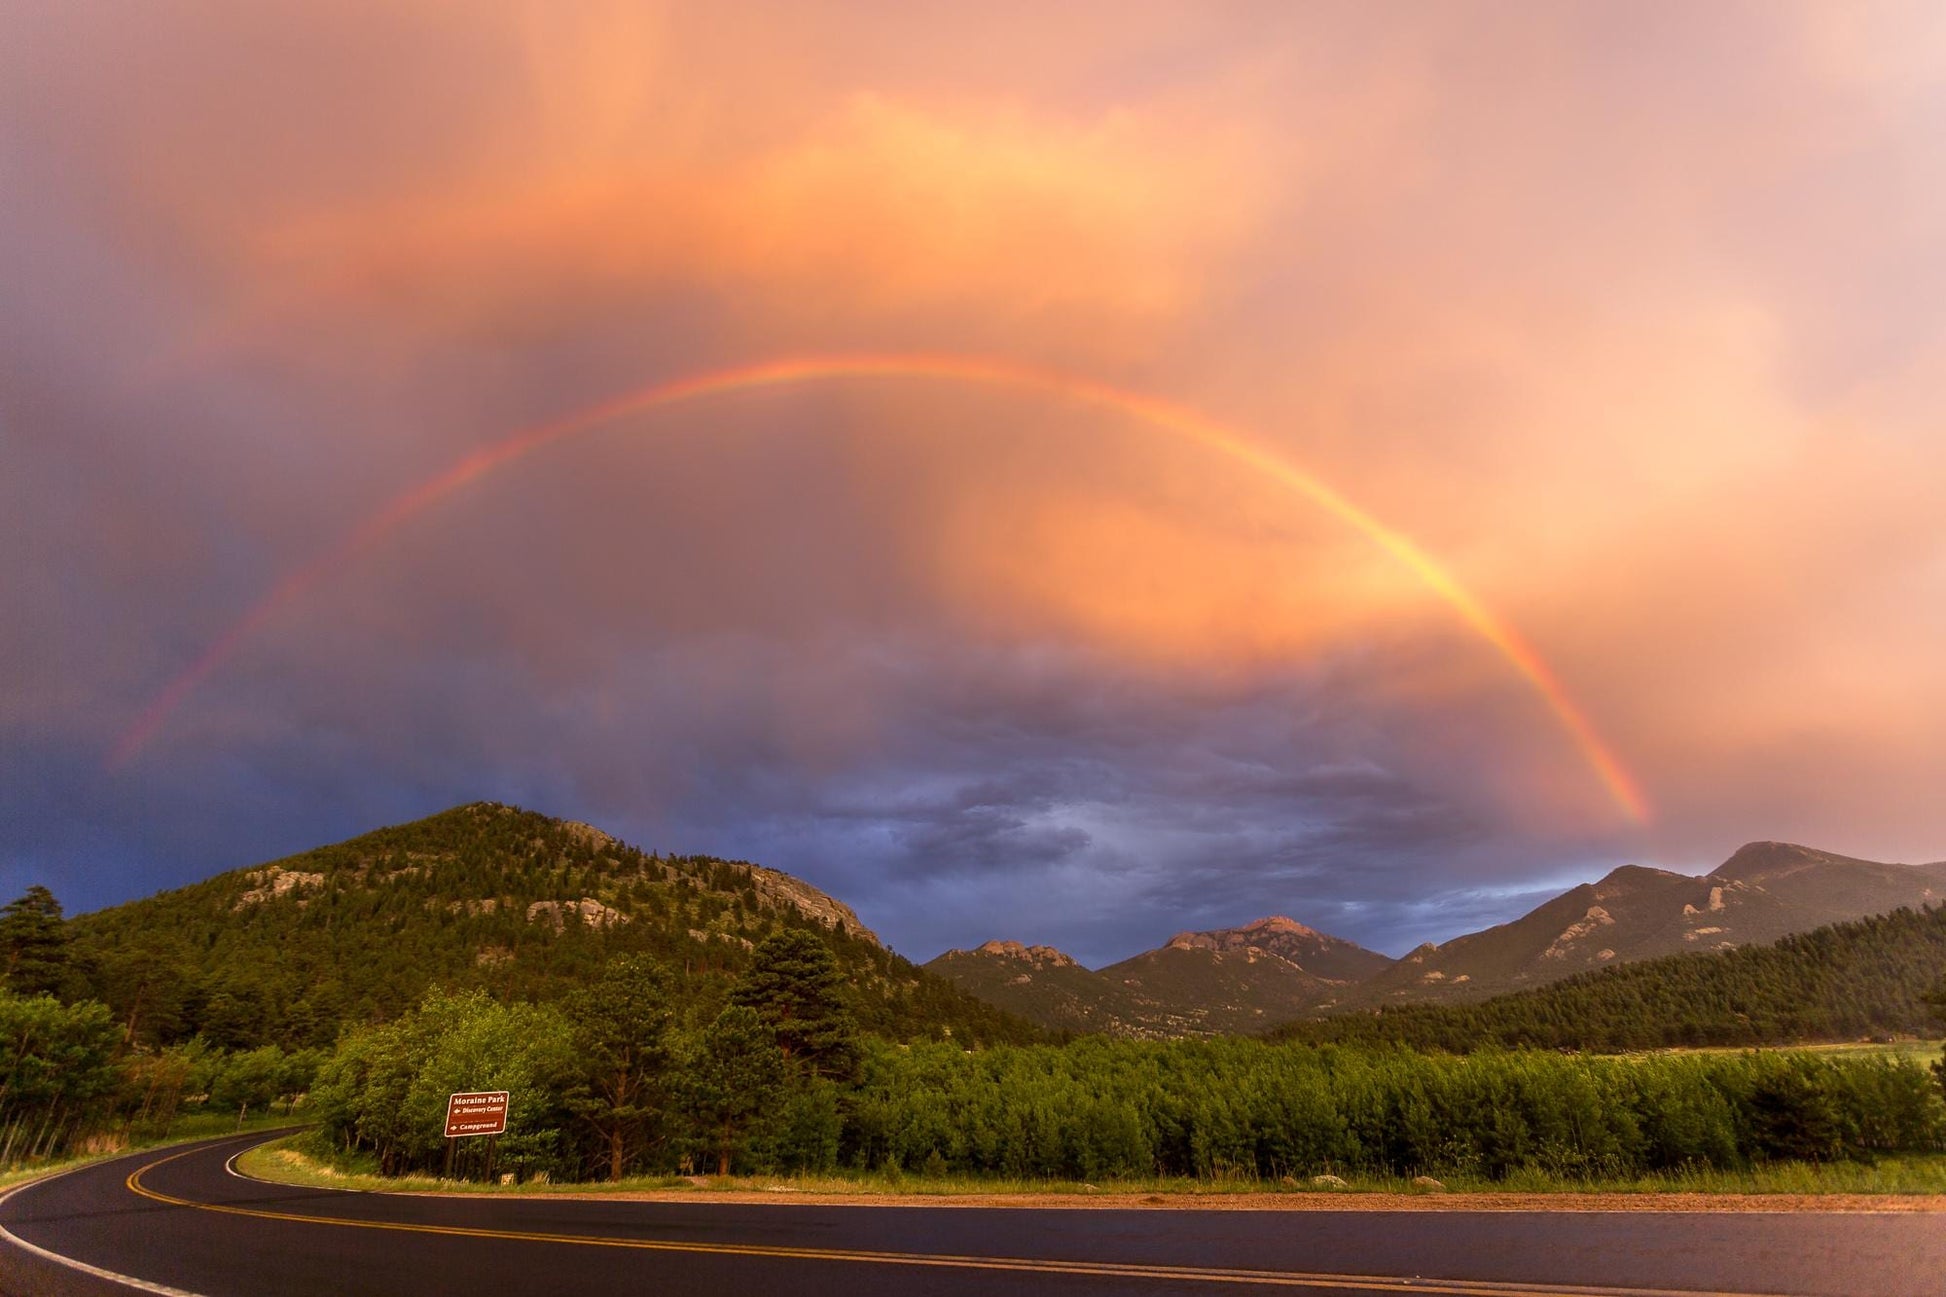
(1, 1134), (1939, 1297)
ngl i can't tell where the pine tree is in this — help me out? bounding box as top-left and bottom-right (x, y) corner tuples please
(564, 956), (674, 1180)
(0, 887), (68, 999)
(730, 929), (862, 1083)
(682, 1005), (786, 1174)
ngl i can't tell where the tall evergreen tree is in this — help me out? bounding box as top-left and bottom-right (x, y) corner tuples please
(681, 1005), (786, 1174)
(565, 955), (674, 1180)
(730, 929), (862, 1083)
(0, 886), (68, 999)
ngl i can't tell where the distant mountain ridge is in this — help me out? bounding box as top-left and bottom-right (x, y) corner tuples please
(925, 941), (1177, 1037)
(926, 842), (1946, 1037)
(1360, 842), (1946, 1007)
(927, 915), (1393, 1038)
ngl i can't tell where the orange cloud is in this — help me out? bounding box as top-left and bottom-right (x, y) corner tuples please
(924, 452), (1419, 669)
(230, 90), (1270, 363)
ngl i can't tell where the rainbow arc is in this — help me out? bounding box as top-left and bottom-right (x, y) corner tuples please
(109, 353), (1648, 824)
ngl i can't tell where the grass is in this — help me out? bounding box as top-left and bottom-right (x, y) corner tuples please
(1438, 1157), (1946, 1195)
(0, 1108), (307, 1191)
(239, 1139), (689, 1195)
(1656, 1039), (1945, 1065)
(239, 1135), (1946, 1200)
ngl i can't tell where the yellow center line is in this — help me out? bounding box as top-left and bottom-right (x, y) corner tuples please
(123, 1145), (1783, 1297)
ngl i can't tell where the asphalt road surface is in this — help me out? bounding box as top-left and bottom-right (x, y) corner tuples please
(1, 1133), (1939, 1297)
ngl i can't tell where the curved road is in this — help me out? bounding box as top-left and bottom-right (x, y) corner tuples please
(0, 1134), (1937, 1297)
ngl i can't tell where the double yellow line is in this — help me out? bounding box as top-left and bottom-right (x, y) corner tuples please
(125, 1145), (1775, 1297)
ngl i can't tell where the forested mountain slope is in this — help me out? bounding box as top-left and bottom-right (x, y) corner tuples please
(64, 803), (1040, 1051)
(922, 941), (1179, 1037)
(1269, 902), (1946, 1052)
(1096, 939), (1336, 1035)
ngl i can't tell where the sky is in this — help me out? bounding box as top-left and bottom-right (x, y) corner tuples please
(4, 1), (1945, 966)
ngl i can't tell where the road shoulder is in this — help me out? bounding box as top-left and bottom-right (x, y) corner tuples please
(238, 1141), (1946, 1213)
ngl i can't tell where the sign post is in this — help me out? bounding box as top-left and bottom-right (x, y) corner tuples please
(443, 1091), (510, 1180)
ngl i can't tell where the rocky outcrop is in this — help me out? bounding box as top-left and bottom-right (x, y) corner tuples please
(971, 940), (1081, 968)
(559, 820), (617, 851)
(1541, 905), (1616, 961)
(525, 898), (630, 932)
(1165, 916), (1327, 953)
(688, 927), (755, 951)
(741, 864), (881, 946)
(233, 869), (326, 908)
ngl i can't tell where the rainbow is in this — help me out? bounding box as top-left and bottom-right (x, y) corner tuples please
(108, 353), (1650, 822)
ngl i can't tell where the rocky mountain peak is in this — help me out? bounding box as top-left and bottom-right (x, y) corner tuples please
(1239, 915), (1323, 939)
(1590, 864), (1690, 900)
(1152, 915), (1392, 983)
(1163, 916), (1323, 952)
(1711, 841), (1834, 881)
(968, 940), (1080, 968)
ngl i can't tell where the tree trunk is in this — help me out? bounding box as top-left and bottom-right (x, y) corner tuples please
(609, 1129), (624, 1181)
(28, 1103), (57, 1160)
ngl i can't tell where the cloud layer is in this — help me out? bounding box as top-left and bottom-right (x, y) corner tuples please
(5, 2), (1944, 964)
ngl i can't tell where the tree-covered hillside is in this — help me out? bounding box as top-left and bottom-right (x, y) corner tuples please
(1270, 904), (1946, 1052)
(61, 803), (1040, 1051)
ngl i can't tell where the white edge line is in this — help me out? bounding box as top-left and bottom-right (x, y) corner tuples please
(0, 1219), (211, 1297)
(0, 1147), (221, 1297)
(222, 1132), (365, 1195)
(222, 1131), (341, 1189)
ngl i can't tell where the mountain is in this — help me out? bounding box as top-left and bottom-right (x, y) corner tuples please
(65, 815), (1945, 1050)
(1271, 902), (1946, 1052)
(927, 916), (1392, 1037)
(1151, 915), (1395, 981)
(927, 843), (1946, 1036)
(1351, 843), (1946, 1006)
(1708, 841), (1946, 931)
(922, 941), (1181, 1037)
(63, 803), (1042, 1051)
(1097, 941), (1333, 1035)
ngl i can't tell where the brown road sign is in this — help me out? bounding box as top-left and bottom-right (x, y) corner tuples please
(444, 1090), (510, 1138)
